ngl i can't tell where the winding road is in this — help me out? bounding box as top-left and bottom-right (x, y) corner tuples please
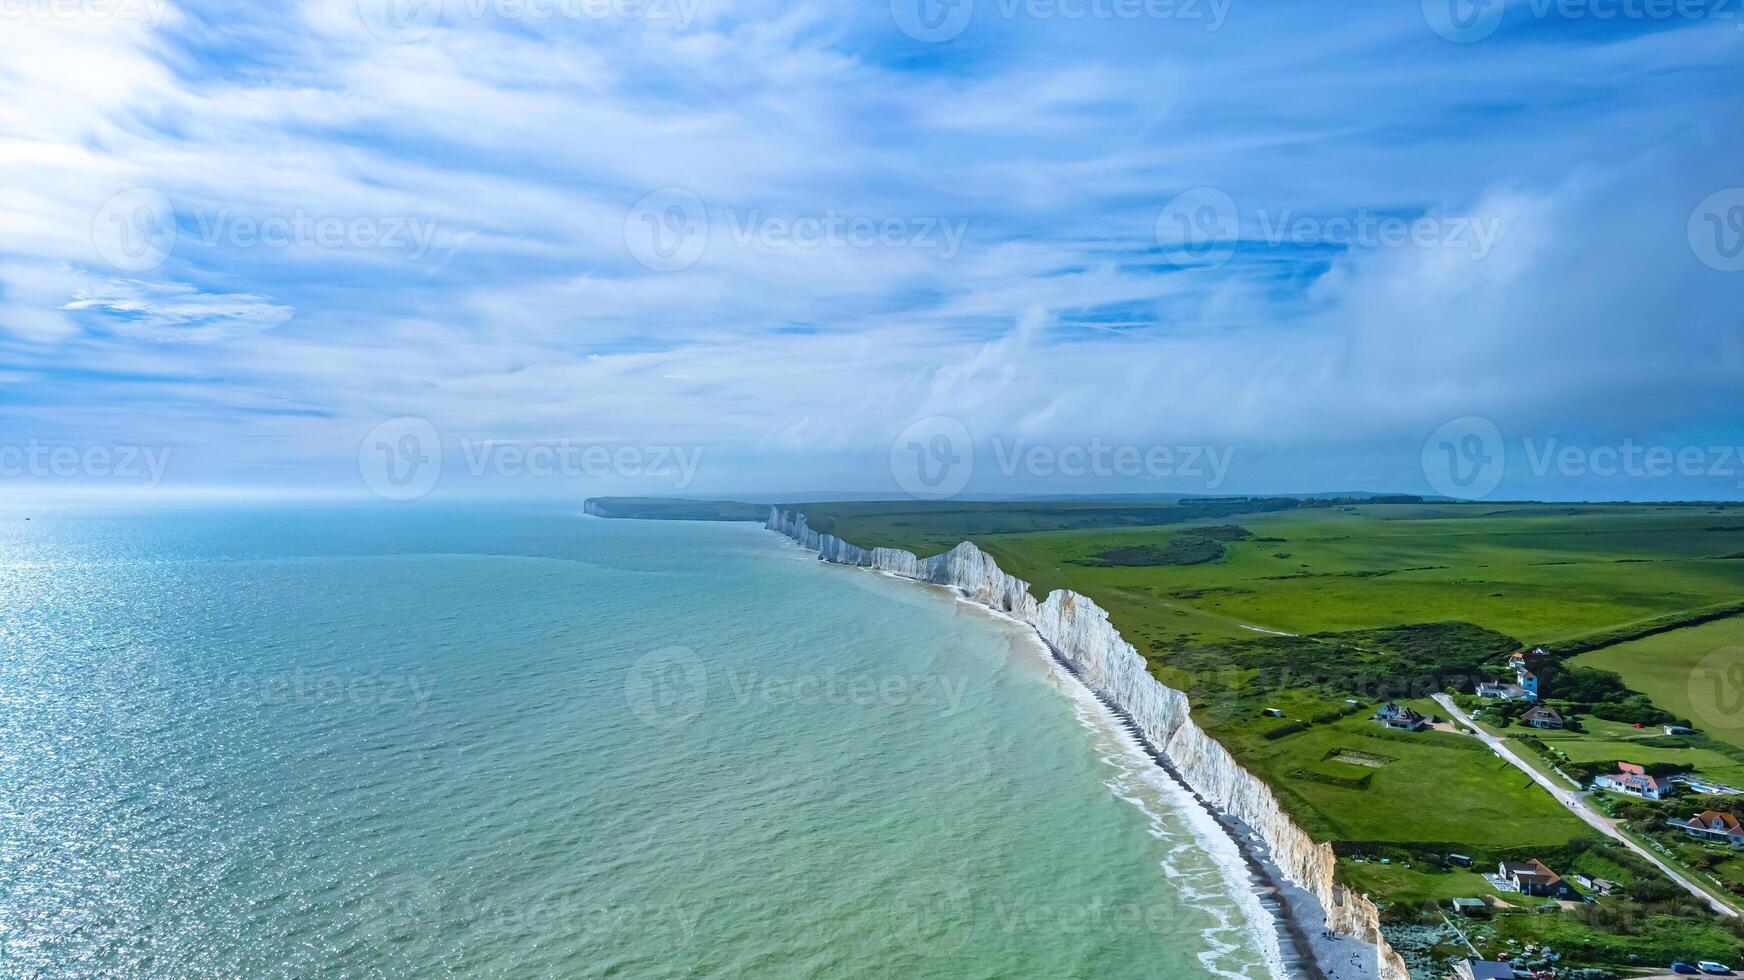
(1431, 693), (1738, 918)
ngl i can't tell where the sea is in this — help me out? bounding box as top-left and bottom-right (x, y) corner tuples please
(0, 504), (1276, 978)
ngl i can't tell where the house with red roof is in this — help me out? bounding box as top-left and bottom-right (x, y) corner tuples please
(1670, 810), (1744, 846)
(1496, 858), (1578, 899)
(1594, 762), (1671, 800)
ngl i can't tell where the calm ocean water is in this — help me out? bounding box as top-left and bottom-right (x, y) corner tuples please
(0, 506), (1274, 978)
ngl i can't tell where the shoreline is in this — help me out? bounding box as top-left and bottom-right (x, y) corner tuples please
(888, 564), (1294, 979)
(756, 508), (1401, 980)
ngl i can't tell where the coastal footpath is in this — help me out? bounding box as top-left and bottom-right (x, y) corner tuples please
(761, 506), (1410, 980)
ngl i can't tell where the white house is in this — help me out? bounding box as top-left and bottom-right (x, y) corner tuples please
(1594, 762), (1670, 800)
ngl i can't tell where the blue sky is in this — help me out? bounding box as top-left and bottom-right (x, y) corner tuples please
(1, 0), (1741, 502)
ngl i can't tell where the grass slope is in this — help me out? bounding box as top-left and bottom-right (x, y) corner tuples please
(1574, 614), (1744, 752)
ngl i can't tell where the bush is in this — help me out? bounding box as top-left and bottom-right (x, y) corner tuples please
(1264, 721), (1309, 740)
(1591, 695), (1678, 727)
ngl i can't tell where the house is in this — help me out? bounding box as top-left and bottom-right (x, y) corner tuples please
(1477, 681), (1528, 700)
(1373, 701), (1429, 732)
(1508, 647), (1546, 700)
(1450, 897), (1490, 917)
(1516, 669), (1540, 701)
(1520, 704), (1564, 730)
(1594, 762), (1671, 800)
(1669, 810), (1744, 846)
(1454, 959), (1518, 980)
(1497, 859), (1578, 899)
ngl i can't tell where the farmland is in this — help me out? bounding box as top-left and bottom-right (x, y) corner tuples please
(1574, 614), (1744, 752)
(776, 497), (1744, 969)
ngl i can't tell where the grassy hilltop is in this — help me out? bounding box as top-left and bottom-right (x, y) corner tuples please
(781, 497), (1744, 972)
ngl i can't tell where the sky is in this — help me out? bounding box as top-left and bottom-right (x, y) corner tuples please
(1, 0), (1741, 504)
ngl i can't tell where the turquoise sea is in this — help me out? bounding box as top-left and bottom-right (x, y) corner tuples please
(0, 506), (1275, 978)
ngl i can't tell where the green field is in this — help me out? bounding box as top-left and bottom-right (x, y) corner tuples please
(675, 496), (1744, 969)
(1574, 615), (1744, 752)
(1228, 702), (1591, 849)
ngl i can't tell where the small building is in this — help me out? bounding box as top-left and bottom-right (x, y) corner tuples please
(1665, 724), (1694, 735)
(1454, 959), (1518, 980)
(1520, 704), (1564, 730)
(1670, 810), (1744, 846)
(1263, 707), (1283, 717)
(1373, 701), (1429, 732)
(1497, 858), (1578, 899)
(1516, 669), (1540, 701)
(1448, 853), (1473, 867)
(1477, 681), (1528, 700)
(1450, 897), (1490, 917)
(1594, 762), (1671, 800)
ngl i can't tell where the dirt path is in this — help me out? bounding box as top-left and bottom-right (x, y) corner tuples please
(1432, 694), (1738, 918)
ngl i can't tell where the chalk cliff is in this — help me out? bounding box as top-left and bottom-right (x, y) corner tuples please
(768, 507), (1410, 980)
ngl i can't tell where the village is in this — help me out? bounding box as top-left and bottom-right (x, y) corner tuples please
(1353, 648), (1744, 979)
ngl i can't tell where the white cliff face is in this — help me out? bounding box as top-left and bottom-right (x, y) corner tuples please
(768, 508), (1410, 980)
